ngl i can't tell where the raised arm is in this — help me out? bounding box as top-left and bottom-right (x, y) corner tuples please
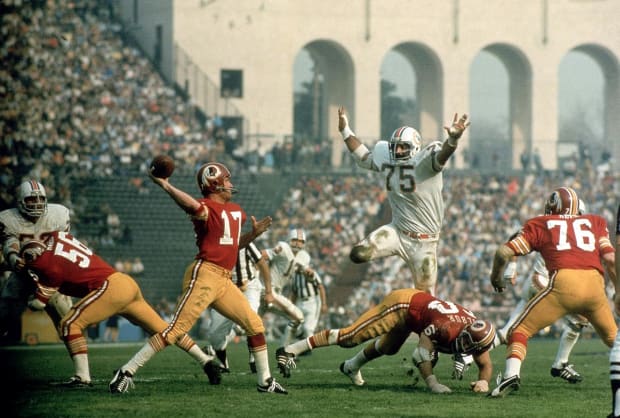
(149, 171), (204, 217)
(338, 106), (371, 165)
(435, 113), (469, 166)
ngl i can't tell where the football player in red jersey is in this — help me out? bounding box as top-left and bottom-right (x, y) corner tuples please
(488, 186), (617, 398)
(21, 231), (213, 387)
(110, 162), (287, 395)
(276, 288), (496, 394)
(608, 204), (620, 418)
(0, 180), (73, 345)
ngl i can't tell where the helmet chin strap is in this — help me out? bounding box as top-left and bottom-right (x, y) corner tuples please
(216, 186), (238, 194)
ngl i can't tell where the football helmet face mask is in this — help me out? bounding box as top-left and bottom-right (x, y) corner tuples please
(388, 126), (421, 164)
(288, 228), (306, 253)
(196, 162), (237, 196)
(453, 319), (496, 355)
(17, 180), (47, 218)
(20, 239), (48, 264)
(577, 199), (586, 215)
(544, 186), (580, 215)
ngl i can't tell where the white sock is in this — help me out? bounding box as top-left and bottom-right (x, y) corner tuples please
(287, 338), (312, 356)
(253, 349), (271, 385)
(552, 328), (580, 368)
(73, 353), (91, 382)
(124, 342), (157, 376)
(504, 357), (522, 379)
(347, 349), (368, 370)
(188, 344), (212, 366)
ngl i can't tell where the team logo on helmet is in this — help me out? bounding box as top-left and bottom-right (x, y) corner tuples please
(388, 126), (421, 164)
(544, 187), (579, 215)
(196, 162), (235, 196)
(453, 319), (496, 355)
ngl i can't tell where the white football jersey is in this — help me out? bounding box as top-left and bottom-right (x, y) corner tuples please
(265, 241), (311, 291)
(358, 140), (445, 234)
(0, 204), (71, 256)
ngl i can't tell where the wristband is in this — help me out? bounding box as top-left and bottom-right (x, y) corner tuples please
(616, 204), (620, 235)
(353, 144), (370, 160)
(447, 137), (458, 147)
(341, 126), (355, 140)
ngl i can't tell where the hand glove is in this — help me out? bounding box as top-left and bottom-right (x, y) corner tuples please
(28, 298), (46, 311)
(470, 380), (489, 393)
(425, 375), (452, 394)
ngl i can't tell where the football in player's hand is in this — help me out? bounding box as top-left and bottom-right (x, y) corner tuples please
(150, 155), (175, 178)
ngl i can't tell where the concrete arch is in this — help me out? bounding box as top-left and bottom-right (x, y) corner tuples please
(388, 42), (444, 141)
(125, 0), (620, 170)
(301, 40), (355, 139)
(472, 43), (532, 170)
(568, 44), (620, 152)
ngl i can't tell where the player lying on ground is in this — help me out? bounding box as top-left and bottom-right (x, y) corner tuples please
(276, 288), (496, 393)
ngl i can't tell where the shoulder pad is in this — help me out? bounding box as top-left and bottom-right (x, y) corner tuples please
(372, 141), (390, 167)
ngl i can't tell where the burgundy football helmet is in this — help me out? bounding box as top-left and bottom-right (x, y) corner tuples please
(544, 186), (580, 215)
(453, 319), (496, 355)
(19, 239), (48, 264)
(196, 162), (237, 196)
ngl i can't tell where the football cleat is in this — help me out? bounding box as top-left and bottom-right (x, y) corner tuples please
(487, 373), (520, 398)
(276, 347), (296, 378)
(58, 376), (93, 388)
(203, 358), (225, 385)
(550, 363), (583, 383)
(257, 377), (288, 395)
(452, 353), (473, 380)
(109, 369), (135, 394)
(339, 361), (365, 386)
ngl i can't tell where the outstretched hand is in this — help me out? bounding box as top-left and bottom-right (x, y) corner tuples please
(251, 215), (272, 237)
(444, 113), (470, 140)
(338, 106), (348, 132)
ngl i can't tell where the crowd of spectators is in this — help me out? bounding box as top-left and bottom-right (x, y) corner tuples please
(2, 1), (618, 340)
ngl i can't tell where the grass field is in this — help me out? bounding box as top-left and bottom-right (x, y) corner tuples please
(3, 336), (613, 418)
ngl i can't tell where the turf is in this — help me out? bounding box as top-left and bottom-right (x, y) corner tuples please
(2, 337), (612, 417)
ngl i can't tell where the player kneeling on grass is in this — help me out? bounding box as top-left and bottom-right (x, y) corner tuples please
(21, 231), (219, 388)
(276, 288), (495, 393)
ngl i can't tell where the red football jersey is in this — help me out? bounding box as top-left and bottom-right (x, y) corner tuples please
(406, 292), (477, 354)
(508, 214), (613, 275)
(193, 198), (246, 270)
(29, 231), (114, 298)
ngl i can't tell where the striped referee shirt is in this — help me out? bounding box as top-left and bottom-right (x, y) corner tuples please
(291, 270), (323, 300)
(233, 242), (262, 288)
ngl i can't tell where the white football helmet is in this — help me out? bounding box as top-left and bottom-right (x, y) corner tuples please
(288, 228), (306, 253)
(388, 126), (421, 164)
(17, 180), (47, 218)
